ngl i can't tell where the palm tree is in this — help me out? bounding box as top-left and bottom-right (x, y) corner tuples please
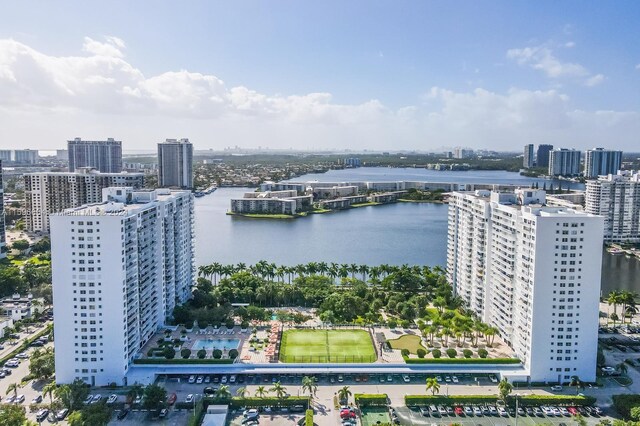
(255, 386), (268, 398)
(270, 381), (287, 400)
(485, 326), (499, 346)
(6, 382), (19, 399)
(426, 377), (440, 395)
(217, 385), (231, 400)
(43, 381), (57, 405)
(236, 386), (248, 398)
(498, 378), (512, 401)
(301, 376), (318, 400)
(570, 376), (583, 395)
(617, 362), (629, 375)
(337, 386), (352, 404)
(607, 291), (622, 317)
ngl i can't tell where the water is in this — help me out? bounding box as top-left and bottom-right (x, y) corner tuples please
(191, 339), (240, 351)
(194, 168), (638, 293)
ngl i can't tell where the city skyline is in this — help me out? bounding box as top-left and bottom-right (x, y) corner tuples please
(0, 1), (639, 151)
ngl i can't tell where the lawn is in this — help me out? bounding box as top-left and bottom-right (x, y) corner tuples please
(279, 329), (376, 363)
(387, 334), (426, 354)
(360, 408), (391, 426)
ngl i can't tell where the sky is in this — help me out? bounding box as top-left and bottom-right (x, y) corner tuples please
(0, 1), (639, 152)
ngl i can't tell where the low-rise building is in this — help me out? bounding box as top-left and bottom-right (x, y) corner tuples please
(370, 191), (407, 203)
(230, 191), (313, 215)
(313, 185), (359, 199)
(318, 195), (368, 210)
(1, 294), (43, 321)
(0, 316), (13, 338)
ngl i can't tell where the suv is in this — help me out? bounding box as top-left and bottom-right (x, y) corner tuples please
(36, 409), (49, 422)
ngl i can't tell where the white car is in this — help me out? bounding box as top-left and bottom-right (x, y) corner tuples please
(473, 407), (482, 416)
(188, 375), (196, 384)
(402, 375), (410, 383)
(244, 408), (259, 419)
(196, 376), (204, 384)
(221, 375), (228, 384)
(497, 407), (508, 417)
(464, 406), (473, 416)
(185, 394), (194, 403)
(90, 394), (102, 404)
(550, 385), (563, 391)
(15, 394), (25, 403)
(107, 394), (118, 404)
(452, 376), (459, 383)
(84, 395), (94, 404)
(229, 375), (237, 383)
(16, 353), (29, 359)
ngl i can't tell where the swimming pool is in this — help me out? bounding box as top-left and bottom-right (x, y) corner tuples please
(192, 339), (240, 351)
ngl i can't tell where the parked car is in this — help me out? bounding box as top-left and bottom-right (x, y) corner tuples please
(498, 407), (508, 417)
(420, 407), (430, 416)
(244, 408), (259, 419)
(32, 394), (43, 404)
(84, 395), (94, 405)
(188, 375), (196, 384)
(196, 375), (204, 384)
(158, 408), (168, 418)
(221, 375), (228, 384)
(185, 394), (194, 403)
(56, 408), (69, 420)
(15, 394), (25, 403)
(90, 394), (103, 404)
(36, 409), (49, 422)
(230, 375), (237, 383)
(452, 375), (459, 383)
(167, 393), (177, 405)
(106, 394), (118, 404)
(403, 375), (410, 383)
(473, 406), (482, 416)
(463, 406), (473, 416)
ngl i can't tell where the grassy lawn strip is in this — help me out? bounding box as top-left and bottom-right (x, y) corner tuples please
(351, 202), (381, 208)
(387, 334), (426, 354)
(355, 394), (388, 407)
(404, 357), (520, 364)
(280, 329), (376, 363)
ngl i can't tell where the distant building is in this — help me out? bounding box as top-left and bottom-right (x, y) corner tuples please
(51, 187), (195, 386)
(549, 149), (581, 176)
(56, 150), (68, 161)
(454, 148), (473, 159)
(447, 189), (604, 382)
(0, 316), (13, 339)
(24, 169), (144, 232)
(344, 158), (361, 168)
(1, 294), (43, 321)
(68, 138), (122, 172)
(12, 149), (38, 165)
(158, 138), (193, 189)
(584, 148), (622, 178)
(536, 144), (554, 168)
(0, 161), (5, 258)
(313, 185), (359, 200)
(230, 191), (313, 215)
(0, 151), (11, 162)
(523, 144), (535, 168)
(585, 171), (640, 242)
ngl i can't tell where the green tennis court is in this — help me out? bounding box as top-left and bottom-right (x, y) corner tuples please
(279, 329), (377, 363)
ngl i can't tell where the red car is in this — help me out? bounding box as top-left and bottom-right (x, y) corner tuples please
(340, 409), (356, 419)
(567, 407), (578, 415)
(454, 406), (464, 416)
(166, 393), (177, 406)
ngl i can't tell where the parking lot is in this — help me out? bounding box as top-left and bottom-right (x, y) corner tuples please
(225, 409), (304, 426)
(393, 406), (613, 426)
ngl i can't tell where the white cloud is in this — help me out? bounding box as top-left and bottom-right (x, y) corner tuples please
(0, 37), (637, 151)
(585, 74), (605, 87)
(564, 41), (575, 48)
(507, 45), (588, 78)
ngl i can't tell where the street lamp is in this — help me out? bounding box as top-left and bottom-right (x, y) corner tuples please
(192, 393), (201, 417)
(514, 393), (520, 426)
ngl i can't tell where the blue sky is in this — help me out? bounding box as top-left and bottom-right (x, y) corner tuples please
(0, 1), (638, 151)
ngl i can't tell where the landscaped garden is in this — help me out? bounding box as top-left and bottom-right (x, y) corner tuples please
(279, 329), (376, 363)
(387, 334), (426, 355)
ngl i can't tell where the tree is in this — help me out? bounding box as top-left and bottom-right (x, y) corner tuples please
(463, 349), (473, 358)
(301, 376), (318, 400)
(229, 349), (239, 359)
(143, 384), (167, 410)
(212, 349), (222, 359)
(630, 407), (640, 422)
(337, 386), (352, 404)
(42, 381), (57, 405)
(426, 377), (440, 395)
(432, 349), (441, 359)
(29, 347), (55, 381)
(416, 348), (427, 358)
(32, 237), (51, 253)
(55, 379), (90, 411)
(255, 386), (268, 398)
(478, 348), (488, 358)
(498, 378), (512, 401)
(610, 313), (619, 327)
(236, 387), (248, 398)
(126, 383), (144, 406)
(617, 362), (629, 375)
(5, 382), (19, 399)
(216, 385), (231, 401)
(163, 347), (175, 359)
(11, 239), (30, 254)
(270, 381), (288, 400)
(446, 348), (457, 358)
(197, 349), (206, 359)
(0, 404), (28, 426)
(574, 414), (588, 426)
(68, 403), (112, 426)
(180, 348), (191, 359)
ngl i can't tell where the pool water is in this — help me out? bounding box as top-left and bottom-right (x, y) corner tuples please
(192, 339), (240, 351)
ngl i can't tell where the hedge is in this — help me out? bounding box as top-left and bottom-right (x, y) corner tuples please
(404, 357), (521, 364)
(132, 358), (234, 365)
(305, 409), (313, 426)
(515, 395), (596, 407)
(355, 394), (388, 407)
(405, 394), (596, 407)
(406, 395), (498, 406)
(229, 397), (310, 408)
(612, 394), (640, 419)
